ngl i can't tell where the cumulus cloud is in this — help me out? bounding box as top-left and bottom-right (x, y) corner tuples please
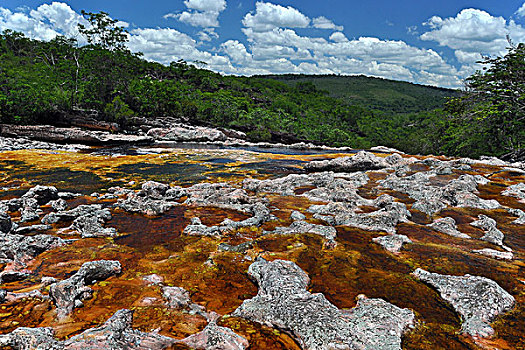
(421, 9), (525, 61)
(165, 0), (226, 28)
(242, 2), (310, 32)
(0, 2), (87, 41)
(312, 16), (343, 31)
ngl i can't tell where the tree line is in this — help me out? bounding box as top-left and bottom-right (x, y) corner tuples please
(0, 11), (522, 160)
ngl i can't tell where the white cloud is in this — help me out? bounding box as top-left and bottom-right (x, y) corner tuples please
(242, 2), (310, 32)
(516, 2), (525, 17)
(312, 16), (343, 31)
(421, 9), (525, 63)
(165, 0), (226, 29)
(329, 32), (349, 43)
(0, 2), (88, 41)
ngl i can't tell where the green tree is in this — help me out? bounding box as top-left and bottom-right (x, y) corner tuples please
(78, 11), (128, 51)
(446, 42), (525, 160)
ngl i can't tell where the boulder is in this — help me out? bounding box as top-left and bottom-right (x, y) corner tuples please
(304, 151), (395, 172)
(49, 260), (121, 319)
(470, 215), (509, 250)
(372, 234), (412, 253)
(413, 268), (515, 338)
(234, 258), (415, 350)
(427, 217), (470, 239)
(147, 125), (227, 142)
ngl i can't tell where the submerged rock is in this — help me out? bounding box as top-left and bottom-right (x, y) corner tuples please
(372, 234), (412, 253)
(49, 260), (122, 319)
(234, 258), (415, 350)
(427, 217), (470, 239)
(413, 268), (515, 338)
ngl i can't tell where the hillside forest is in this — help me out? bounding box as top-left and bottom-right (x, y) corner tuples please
(0, 11), (523, 160)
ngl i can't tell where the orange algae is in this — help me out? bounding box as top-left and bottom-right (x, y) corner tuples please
(0, 149), (524, 349)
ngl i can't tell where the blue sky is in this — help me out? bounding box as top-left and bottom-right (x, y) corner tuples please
(2, 0), (525, 88)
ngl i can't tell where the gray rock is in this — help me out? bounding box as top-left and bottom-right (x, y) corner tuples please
(0, 209), (12, 233)
(0, 233), (66, 265)
(49, 199), (68, 211)
(69, 215), (117, 238)
(290, 210), (306, 221)
(472, 249), (514, 260)
(20, 198), (40, 223)
(234, 258), (415, 350)
(506, 208), (525, 225)
(470, 215), (509, 250)
(147, 125), (227, 142)
(117, 193), (176, 216)
(413, 268), (515, 338)
(162, 286), (192, 309)
(42, 204), (111, 224)
(179, 321), (249, 350)
(304, 151), (400, 173)
(427, 217), (470, 239)
(139, 181), (169, 199)
(14, 224), (52, 235)
(218, 241), (254, 253)
(372, 234), (412, 253)
(502, 182), (525, 201)
(0, 289), (5, 303)
(22, 185), (59, 205)
(49, 260), (121, 319)
(184, 217), (221, 236)
(265, 220), (337, 242)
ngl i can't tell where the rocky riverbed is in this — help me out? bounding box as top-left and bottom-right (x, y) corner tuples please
(0, 137), (524, 350)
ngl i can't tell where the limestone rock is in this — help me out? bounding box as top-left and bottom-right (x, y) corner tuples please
(234, 258), (415, 350)
(49, 260), (121, 319)
(180, 321), (249, 350)
(413, 268), (515, 338)
(373, 234), (412, 253)
(427, 217), (470, 239)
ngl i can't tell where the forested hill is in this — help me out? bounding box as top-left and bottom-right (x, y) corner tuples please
(259, 74), (459, 113)
(1, 12), (522, 160)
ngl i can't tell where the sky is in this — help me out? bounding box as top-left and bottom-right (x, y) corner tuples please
(1, 1), (525, 88)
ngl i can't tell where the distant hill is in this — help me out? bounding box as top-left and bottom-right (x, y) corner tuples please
(258, 74), (460, 114)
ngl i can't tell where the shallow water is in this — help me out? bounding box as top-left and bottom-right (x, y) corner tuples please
(0, 146), (524, 349)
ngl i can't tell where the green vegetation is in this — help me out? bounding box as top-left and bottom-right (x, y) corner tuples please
(0, 11), (522, 159)
(260, 74), (458, 114)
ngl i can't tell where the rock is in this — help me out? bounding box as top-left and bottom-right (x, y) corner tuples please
(140, 181), (169, 199)
(69, 214), (117, 238)
(14, 224), (52, 235)
(290, 210), (306, 221)
(147, 125), (227, 142)
(0, 136), (88, 152)
(413, 268), (515, 338)
(472, 249), (514, 260)
(372, 234), (412, 253)
(502, 182), (525, 202)
(0, 270), (30, 284)
(0, 209), (12, 233)
(506, 208), (525, 225)
(117, 193), (176, 216)
(142, 274), (164, 285)
(41, 276), (58, 286)
(42, 204), (111, 224)
(22, 185), (59, 205)
(184, 217), (221, 236)
(470, 215), (509, 250)
(0, 327), (60, 350)
(0, 233), (66, 265)
(304, 151), (397, 173)
(265, 220), (337, 242)
(162, 286), (192, 309)
(0, 124), (153, 146)
(427, 217), (470, 239)
(218, 241), (254, 253)
(20, 198), (40, 223)
(0, 289), (5, 303)
(179, 321), (249, 350)
(234, 258), (415, 350)
(49, 199), (68, 211)
(370, 146), (404, 154)
(411, 198), (447, 216)
(49, 260), (121, 319)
